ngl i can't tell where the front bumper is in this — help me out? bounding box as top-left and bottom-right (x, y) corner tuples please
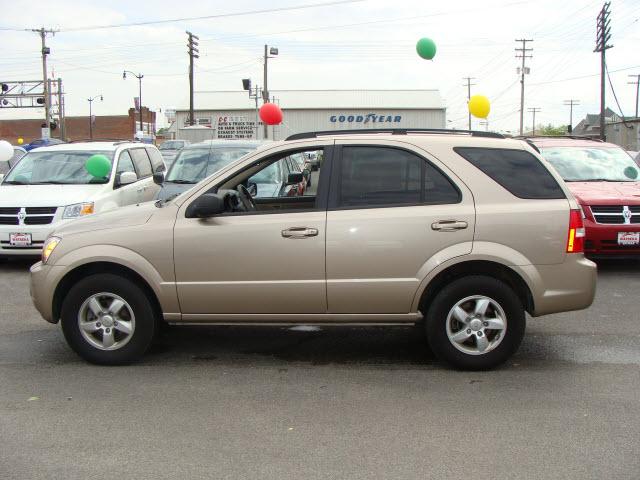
(30, 261), (66, 323)
(583, 218), (640, 256)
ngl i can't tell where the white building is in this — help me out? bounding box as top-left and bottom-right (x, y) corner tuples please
(173, 89), (446, 142)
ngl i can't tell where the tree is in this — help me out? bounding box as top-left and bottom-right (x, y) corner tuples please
(538, 124), (567, 136)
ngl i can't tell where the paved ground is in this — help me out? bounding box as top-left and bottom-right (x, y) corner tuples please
(1, 258), (639, 479)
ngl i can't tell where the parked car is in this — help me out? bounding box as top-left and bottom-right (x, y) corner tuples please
(529, 137), (640, 256)
(23, 137), (66, 151)
(158, 139), (190, 168)
(29, 129), (596, 369)
(0, 146), (26, 179)
(0, 141), (165, 258)
(156, 140), (266, 202)
(289, 151), (313, 186)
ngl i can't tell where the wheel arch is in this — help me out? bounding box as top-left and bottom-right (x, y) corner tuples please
(415, 260), (535, 316)
(52, 262), (164, 325)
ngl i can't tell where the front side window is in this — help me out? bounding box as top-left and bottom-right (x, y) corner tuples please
(166, 147), (254, 185)
(3, 150), (113, 185)
(540, 146), (640, 182)
(116, 151), (136, 176)
(130, 149), (153, 178)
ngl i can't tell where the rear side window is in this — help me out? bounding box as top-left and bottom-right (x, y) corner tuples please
(455, 147), (565, 199)
(338, 146), (460, 208)
(130, 149), (153, 178)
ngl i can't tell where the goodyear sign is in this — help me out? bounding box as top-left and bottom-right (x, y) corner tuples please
(330, 113), (402, 124)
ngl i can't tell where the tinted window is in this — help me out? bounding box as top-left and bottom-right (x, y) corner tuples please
(146, 147), (166, 172)
(116, 151), (136, 176)
(338, 147), (459, 207)
(455, 147), (565, 200)
(130, 148), (152, 177)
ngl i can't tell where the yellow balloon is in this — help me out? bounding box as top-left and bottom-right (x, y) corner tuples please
(17, 137), (24, 145)
(468, 95), (491, 119)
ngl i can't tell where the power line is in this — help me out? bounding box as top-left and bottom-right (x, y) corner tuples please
(628, 74), (640, 118)
(515, 38), (533, 135)
(528, 107), (541, 135)
(563, 99), (580, 133)
(605, 64), (632, 128)
(594, 1), (613, 141)
(462, 77), (476, 130)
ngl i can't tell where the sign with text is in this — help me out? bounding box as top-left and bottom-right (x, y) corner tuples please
(216, 116), (257, 139)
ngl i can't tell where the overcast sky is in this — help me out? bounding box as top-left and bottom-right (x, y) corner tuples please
(1, 0), (638, 132)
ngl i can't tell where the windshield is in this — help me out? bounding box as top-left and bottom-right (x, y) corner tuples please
(3, 150), (113, 185)
(160, 141), (183, 150)
(250, 160), (281, 184)
(541, 146), (640, 182)
(165, 147), (253, 183)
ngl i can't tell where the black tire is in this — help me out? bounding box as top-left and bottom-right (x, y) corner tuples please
(60, 273), (157, 365)
(425, 275), (525, 370)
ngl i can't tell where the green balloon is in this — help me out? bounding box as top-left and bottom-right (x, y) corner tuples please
(416, 37), (437, 60)
(85, 154), (112, 178)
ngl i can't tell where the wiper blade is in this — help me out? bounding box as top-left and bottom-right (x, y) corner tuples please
(166, 179), (196, 184)
(2, 180), (27, 184)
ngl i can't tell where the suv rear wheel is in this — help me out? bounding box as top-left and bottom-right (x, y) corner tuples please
(60, 273), (156, 365)
(425, 275), (525, 370)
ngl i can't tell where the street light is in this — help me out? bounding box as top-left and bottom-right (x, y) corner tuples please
(123, 70), (144, 134)
(87, 94), (103, 140)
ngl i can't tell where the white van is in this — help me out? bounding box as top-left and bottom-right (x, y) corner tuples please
(0, 141), (165, 258)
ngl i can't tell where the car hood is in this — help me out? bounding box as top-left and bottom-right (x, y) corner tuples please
(0, 184), (105, 207)
(156, 182), (194, 201)
(565, 181), (640, 205)
(53, 201), (156, 237)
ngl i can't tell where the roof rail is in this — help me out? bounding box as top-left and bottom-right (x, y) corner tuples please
(515, 135), (603, 142)
(285, 128), (505, 141)
(67, 138), (134, 144)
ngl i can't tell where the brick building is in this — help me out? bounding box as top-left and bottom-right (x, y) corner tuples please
(0, 107), (155, 143)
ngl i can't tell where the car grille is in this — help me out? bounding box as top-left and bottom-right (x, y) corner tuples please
(590, 205), (640, 225)
(0, 207), (57, 226)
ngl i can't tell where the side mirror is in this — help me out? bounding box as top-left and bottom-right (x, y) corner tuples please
(287, 172), (304, 185)
(116, 171), (137, 187)
(153, 171), (165, 185)
(247, 182), (258, 197)
(303, 168), (310, 177)
(185, 193), (227, 218)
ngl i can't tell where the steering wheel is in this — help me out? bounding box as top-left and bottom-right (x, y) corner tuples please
(236, 184), (257, 211)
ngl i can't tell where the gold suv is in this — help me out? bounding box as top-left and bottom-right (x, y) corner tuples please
(30, 130), (597, 369)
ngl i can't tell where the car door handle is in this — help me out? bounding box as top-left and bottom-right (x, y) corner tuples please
(431, 220), (468, 231)
(281, 227), (319, 238)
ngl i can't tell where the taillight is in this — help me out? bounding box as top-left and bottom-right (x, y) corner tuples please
(567, 209), (585, 253)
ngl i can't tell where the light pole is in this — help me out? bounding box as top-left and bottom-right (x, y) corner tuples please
(263, 45), (278, 139)
(123, 70), (144, 134)
(87, 94), (103, 140)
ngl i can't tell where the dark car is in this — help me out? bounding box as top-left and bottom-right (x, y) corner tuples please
(156, 140), (265, 202)
(158, 139), (190, 169)
(23, 138), (65, 151)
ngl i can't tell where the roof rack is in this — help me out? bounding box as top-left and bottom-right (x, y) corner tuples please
(515, 135), (603, 142)
(67, 138), (136, 144)
(286, 128), (505, 141)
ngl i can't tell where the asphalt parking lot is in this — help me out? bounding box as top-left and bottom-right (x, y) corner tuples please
(1, 258), (639, 480)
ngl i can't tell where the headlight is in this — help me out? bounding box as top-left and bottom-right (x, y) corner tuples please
(63, 202), (94, 219)
(42, 236), (61, 264)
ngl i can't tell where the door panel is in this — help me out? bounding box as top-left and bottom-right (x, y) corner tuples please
(174, 211), (326, 314)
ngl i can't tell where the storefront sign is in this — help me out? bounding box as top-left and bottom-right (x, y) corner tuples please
(330, 113), (402, 124)
(216, 116), (257, 139)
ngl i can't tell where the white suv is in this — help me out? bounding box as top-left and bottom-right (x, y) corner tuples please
(0, 141), (165, 258)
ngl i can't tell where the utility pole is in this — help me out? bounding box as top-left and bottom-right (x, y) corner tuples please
(187, 31), (199, 126)
(515, 39), (533, 136)
(462, 76), (476, 130)
(32, 28), (56, 138)
(528, 107), (541, 135)
(88, 94), (103, 140)
(262, 45), (278, 139)
(628, 74), (640, 118)
(563, 99), (580, 133)
(594, 2), (613, 141)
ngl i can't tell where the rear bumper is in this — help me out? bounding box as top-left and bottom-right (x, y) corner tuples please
(517, 254), (597, 317)
(583, 219), (640, 256)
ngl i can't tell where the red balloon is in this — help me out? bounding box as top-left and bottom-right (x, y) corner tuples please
(259, 103), (283, 125)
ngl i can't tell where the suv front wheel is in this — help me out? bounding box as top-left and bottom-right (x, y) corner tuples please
(425, 275), (525, 370)
(60, 273), (156, 365)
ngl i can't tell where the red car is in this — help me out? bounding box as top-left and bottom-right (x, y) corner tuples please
(529, 137), (640, 256)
